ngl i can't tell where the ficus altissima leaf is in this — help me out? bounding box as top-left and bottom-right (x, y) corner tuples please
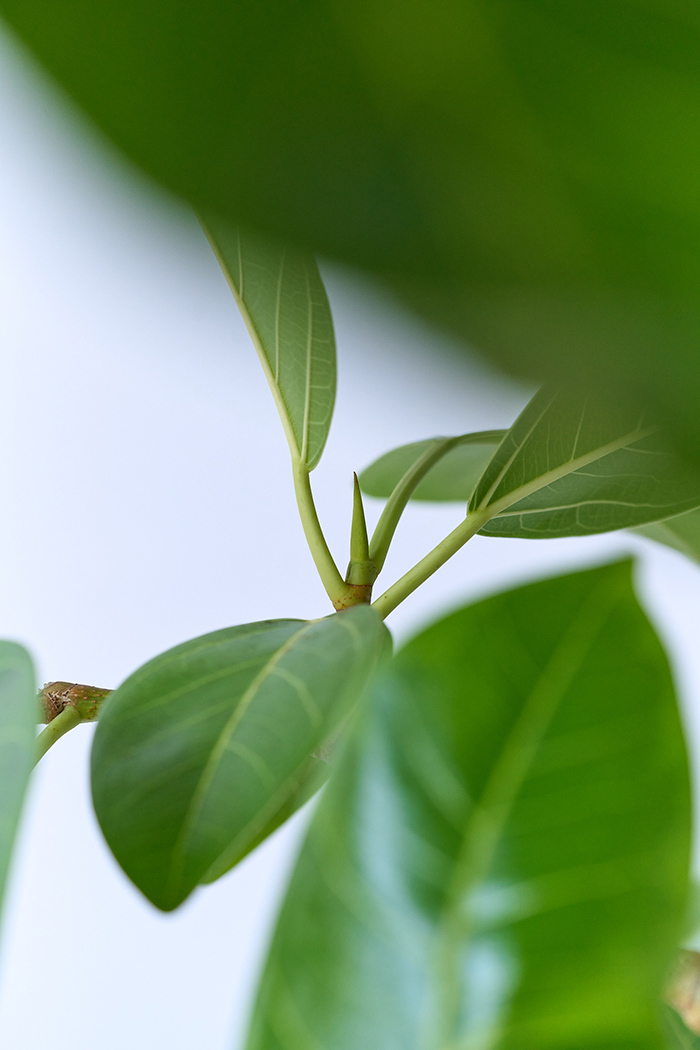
(0, 641), (36, 915)
(201, 221), (336, 470)
(359, 430), (505, 503)
(91, 606), (388, 911)
(246, 562), (690, 1050)
(635, 509), (700, 568)
(6, 2), (700, 475)
(469, 387), (700, 538)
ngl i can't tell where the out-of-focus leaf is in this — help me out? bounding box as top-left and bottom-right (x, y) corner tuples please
(359, 431), (505, 502)
(0, 642), (36, 912)
(3, 5), (700, 465)
(469, 387), (700, 538)
(636, 510), (700, 567)
(246, 562), (690, 1050)
(202, 222), (335, 470)
(91, 607), (388, 911)
(664, 1006), (700, 1050)
(666, 952), (700, 1044)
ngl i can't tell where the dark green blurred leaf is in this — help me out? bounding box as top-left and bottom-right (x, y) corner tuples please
(202, 221), (336, 470)
(0, 641), (36, 913)
(470, 387), (700, 538)
(3, 4), (700, 461)
(359, 431), (505, 502)
(247, 562), (690, 1050)
(636, 510), (700, 567)
(91, 608), (387, 911)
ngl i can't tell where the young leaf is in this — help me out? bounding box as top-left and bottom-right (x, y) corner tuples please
(246, 562), (690, 1050)
(0, 642), (36, 913)
(91, 607), (387, 911)
(470, 387), (700, 538)
(359, 431), (505, 502)
(636, 509), (700, 567)
(201, 221), (335, 470)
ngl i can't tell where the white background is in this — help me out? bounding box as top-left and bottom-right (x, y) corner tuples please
(1, 26), (700, 1050)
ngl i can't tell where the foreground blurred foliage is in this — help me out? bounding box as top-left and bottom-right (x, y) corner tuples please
(1, 2), (700, 464)
(247, 563), (690, 1050)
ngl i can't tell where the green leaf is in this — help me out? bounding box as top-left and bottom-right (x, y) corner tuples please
(469, 387), (700, 539)
(635, 509), (700, 567)
(199, 753), (329, 885)
(664, 1007), (700, 1050)
(201, 221), (336, 470)
(246, 562), (690, 1050)
(359, 431), (505, 502)
(0, 641), (36, 913)
(4, 4), (700, 468)
(91, 607), (388, 911)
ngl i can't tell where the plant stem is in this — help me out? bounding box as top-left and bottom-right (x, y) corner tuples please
(372, 510), (488, 618)
(292, 459), (354, 609)
(34, 705), (84, 766)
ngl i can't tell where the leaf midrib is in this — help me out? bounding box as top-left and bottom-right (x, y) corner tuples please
(471, 426), (654, 528)
(430, 577), (623, 1049)
(164, 620), (318, 898)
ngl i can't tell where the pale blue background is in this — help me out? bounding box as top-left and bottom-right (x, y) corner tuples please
(1, 27), (700, 1050)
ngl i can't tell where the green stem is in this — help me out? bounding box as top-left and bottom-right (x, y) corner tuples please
(372, 510), (488, 619)
(292, 459), (354, 609)
(369, 437), (460, 572)
(34, 706), (84, 766)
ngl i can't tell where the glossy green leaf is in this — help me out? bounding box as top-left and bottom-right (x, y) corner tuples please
(469, 387), (700, 539)
(4, 5), (700, 467)
(0, 641), (36, 913)
(91, 607), (387, 911)
(202, 221), (336, 470)
(635, 509), (700, 567)
(359, 431), (505, 502)
(247, 562), (690, 1050)
(199, 753), (329, 886)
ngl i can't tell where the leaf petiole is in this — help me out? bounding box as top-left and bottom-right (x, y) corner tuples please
(372, 509), (489, 618)
(292, 460), (358, 610)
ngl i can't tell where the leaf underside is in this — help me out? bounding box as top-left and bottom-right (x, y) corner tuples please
(246, 561), (690, 1050)
(0, 641), (36, 916)
(471, 387), (700, 538)
(635, 508), (700, 567)
(91, 607), (387, 911)
(202, 220), (336, 470)
(359, 431), (505, 502)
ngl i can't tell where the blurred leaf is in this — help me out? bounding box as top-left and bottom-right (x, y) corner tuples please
(667, 952), (700, 1043)
(0, 642), (36, 913)
(202, 221), (335, 470)
(3, 5), (700, 462)
(246, 562), (690, 1050)
(470, 387), (700, 538)
(636, 510), (700, 567)
(664, 1006), (700, 1050)
(359, 431), (505, 502)
(91, 607), (388, 911)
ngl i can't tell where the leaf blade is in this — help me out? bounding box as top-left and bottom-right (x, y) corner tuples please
(246, 562), (690, 1049)
(91, 607), (387, 911)
(202, 220), (336, 470)
(359, 430), (505, 502)
(471, 388), (700, 538)
(0, 641), (36, 914)
(635, 509), (700, 567)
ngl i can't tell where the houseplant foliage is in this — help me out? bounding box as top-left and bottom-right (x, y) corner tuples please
(0, 226), (693, 1047)
(1, 3), (700, 469)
